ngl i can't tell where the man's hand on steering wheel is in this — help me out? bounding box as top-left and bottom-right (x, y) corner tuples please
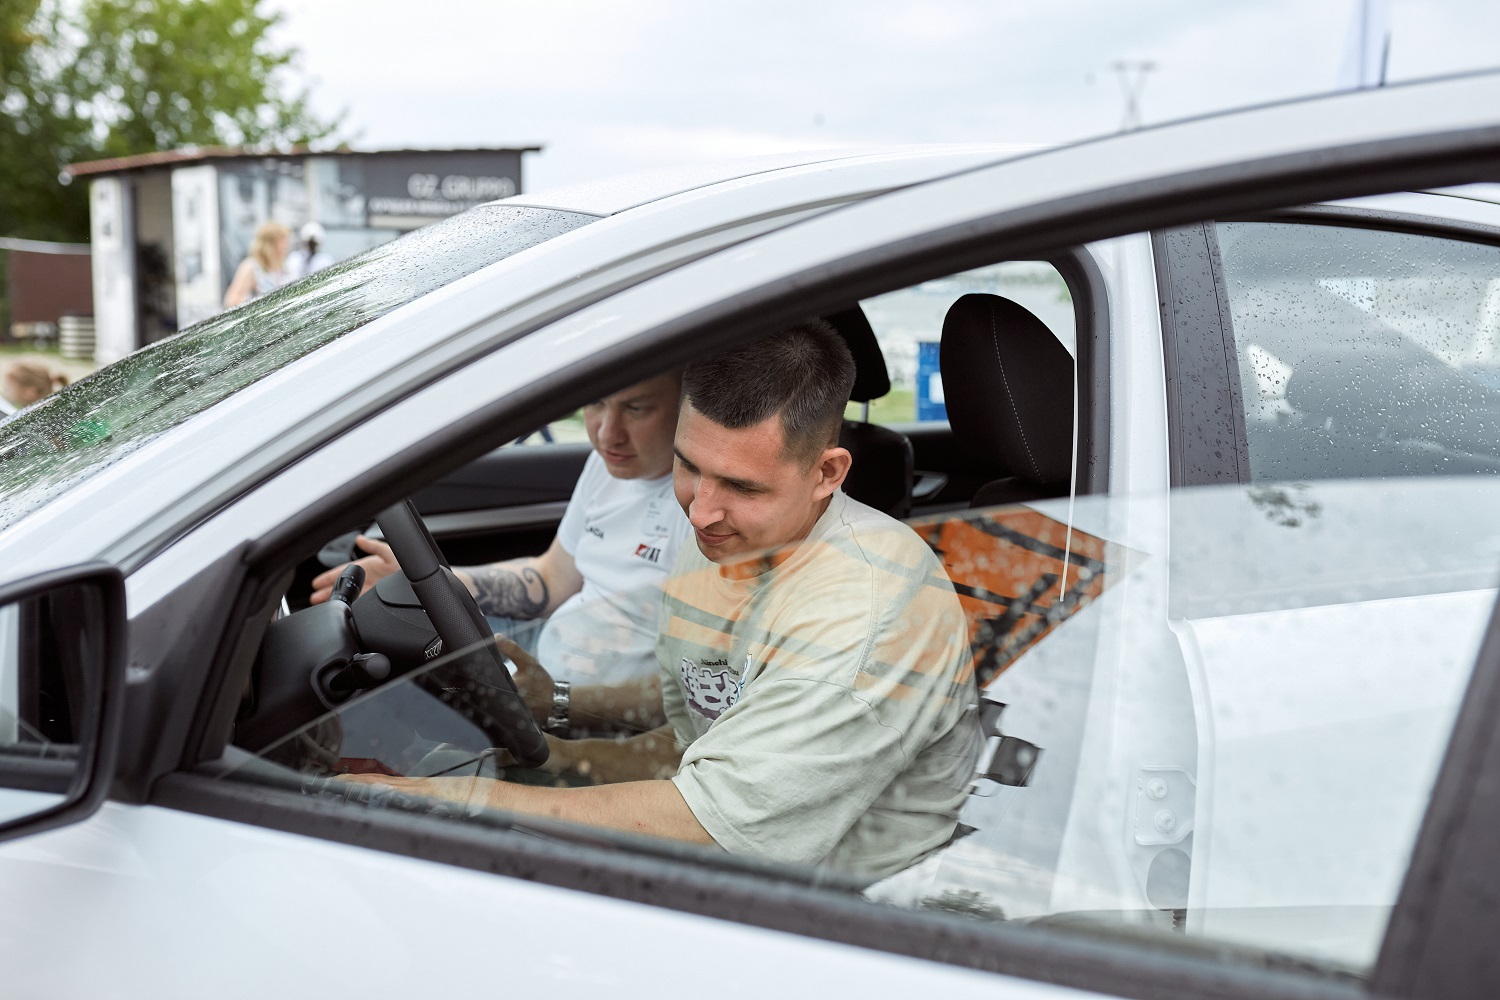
(310, 535), (399, 604)
(495, 635), (556, 726)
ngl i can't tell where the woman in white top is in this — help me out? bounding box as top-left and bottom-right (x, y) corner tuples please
(223, 220), (292, 309)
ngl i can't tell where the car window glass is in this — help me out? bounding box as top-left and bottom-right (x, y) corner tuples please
(1217, 221), (1500, 481)
(508, 409), (586, 448)
(851, 261), (1074, 424)
(223, 477), (1499, 986)
(0, 205), (594, 532)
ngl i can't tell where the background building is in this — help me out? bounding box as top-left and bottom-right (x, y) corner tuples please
(65, 146), (538, 364)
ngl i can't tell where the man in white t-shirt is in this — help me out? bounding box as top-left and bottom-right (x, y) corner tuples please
(346, 322), (980, 879)
(285, 222), (336, 279)
(311, 370), (689, 689)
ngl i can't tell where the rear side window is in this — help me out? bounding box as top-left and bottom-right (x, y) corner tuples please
(1216, 221), (1500, 481)
(854, 260), (1075, 424)
(0, 205), (594, 531)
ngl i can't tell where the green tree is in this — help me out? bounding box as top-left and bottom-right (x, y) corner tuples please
(2, 0), (94, 240)
(1, 0), (337, 242)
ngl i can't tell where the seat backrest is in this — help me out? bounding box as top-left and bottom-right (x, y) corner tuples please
(824, 305), (891, 405)
(939, 293), (1074, 506)
(825, 306), (914, 519)
(838, 420), (914, 519)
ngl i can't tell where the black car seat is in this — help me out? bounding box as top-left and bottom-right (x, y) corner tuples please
(824, 306), (915, 519)
(940, 293), (1074, 507)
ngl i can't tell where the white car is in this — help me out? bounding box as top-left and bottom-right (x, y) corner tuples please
(2, 73), (1499, 1000)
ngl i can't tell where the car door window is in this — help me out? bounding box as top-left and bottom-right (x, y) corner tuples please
(1217, 221), (1500, 481)
(220, 470), (1500, 986)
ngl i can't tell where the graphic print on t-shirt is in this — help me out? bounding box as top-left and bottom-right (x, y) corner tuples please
(681, 656), (745, 720)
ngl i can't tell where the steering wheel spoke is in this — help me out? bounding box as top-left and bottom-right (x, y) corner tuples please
(375, 500), (550, 769)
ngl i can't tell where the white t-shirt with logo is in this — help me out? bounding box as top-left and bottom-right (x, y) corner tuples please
(657, 491), (981, 879)
(535, 451), (690, 685)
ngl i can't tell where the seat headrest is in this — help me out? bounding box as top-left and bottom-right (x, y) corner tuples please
(824, 306), (890, 403)
(940, 293), (1074, 485)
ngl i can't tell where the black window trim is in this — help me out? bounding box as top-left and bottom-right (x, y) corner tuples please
(1054, 246), (1112, 495)
(1233, 202), (1500, 249)
(1153, 222), (1250, 487)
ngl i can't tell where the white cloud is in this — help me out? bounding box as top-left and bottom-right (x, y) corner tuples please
(266, 0), (1500, 190)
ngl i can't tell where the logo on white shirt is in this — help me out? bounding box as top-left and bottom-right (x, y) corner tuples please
(633, 542), (662, 563)
(641, 498), (677, 538)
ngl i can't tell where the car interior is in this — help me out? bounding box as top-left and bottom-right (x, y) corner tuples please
(228, 252), (1098, 863)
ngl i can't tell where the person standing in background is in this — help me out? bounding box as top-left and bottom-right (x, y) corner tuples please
(286, 222), (335, 279)
(2, 362), (67, 411)
(223, 221), (292, 309)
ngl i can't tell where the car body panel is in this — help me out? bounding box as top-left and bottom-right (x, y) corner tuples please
(0, 801), (1076, 1000)
(505, 144), (1041, 216)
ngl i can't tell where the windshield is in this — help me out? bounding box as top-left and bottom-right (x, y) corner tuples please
(0, 205), (593, 532)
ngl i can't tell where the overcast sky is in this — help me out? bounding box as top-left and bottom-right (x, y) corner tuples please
(266, 1), (1500, 192)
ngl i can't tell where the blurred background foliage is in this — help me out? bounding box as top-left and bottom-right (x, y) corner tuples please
(0, 0), (340, 242)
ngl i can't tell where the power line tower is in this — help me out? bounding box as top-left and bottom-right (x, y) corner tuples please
(1112, 60), (1157, 131)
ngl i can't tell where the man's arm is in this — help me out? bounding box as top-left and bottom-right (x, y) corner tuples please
(502, 638), (666, 732)
(311, 533), (584, 617)
(455, 534), (582, 619)
(342, 773), (715, 846)
(536, 724), (682, 784)
(223, 259), (255, 308)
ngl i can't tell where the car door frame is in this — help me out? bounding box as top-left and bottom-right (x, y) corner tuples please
(84, 78), (1500, 1000)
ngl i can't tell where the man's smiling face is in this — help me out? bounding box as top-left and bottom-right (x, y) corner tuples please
(672, 400), (848, 563)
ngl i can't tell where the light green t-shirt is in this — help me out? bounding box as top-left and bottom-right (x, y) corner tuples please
(658, 492), (980, 879)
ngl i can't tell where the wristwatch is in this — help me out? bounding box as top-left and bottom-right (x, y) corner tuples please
(545, 680), (571, 734)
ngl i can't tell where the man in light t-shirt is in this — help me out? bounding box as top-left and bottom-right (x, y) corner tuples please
(348, 321), (980, 880)
(311, 370), (689, 687)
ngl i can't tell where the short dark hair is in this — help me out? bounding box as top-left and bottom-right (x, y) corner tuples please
(683, 319), (855, 464)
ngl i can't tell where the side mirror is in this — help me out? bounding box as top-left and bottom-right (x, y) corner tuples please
(0, 564), (126, 843)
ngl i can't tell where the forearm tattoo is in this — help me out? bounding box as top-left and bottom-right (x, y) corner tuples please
(465, 563), (550, 619)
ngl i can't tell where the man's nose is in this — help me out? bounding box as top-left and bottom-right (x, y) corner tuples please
(687, 481), (724, 528)
(598, 407), (627, 444)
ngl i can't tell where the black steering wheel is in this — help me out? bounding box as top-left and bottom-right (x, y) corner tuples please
(373, 500), (550, 769)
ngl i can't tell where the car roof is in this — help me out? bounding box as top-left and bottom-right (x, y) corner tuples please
(505, 144), (1045, 217)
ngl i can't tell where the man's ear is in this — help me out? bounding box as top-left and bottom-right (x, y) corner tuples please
(811, 445), (852, 501)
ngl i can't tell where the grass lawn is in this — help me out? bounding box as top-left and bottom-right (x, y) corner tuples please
(845, 387), (917, 425)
